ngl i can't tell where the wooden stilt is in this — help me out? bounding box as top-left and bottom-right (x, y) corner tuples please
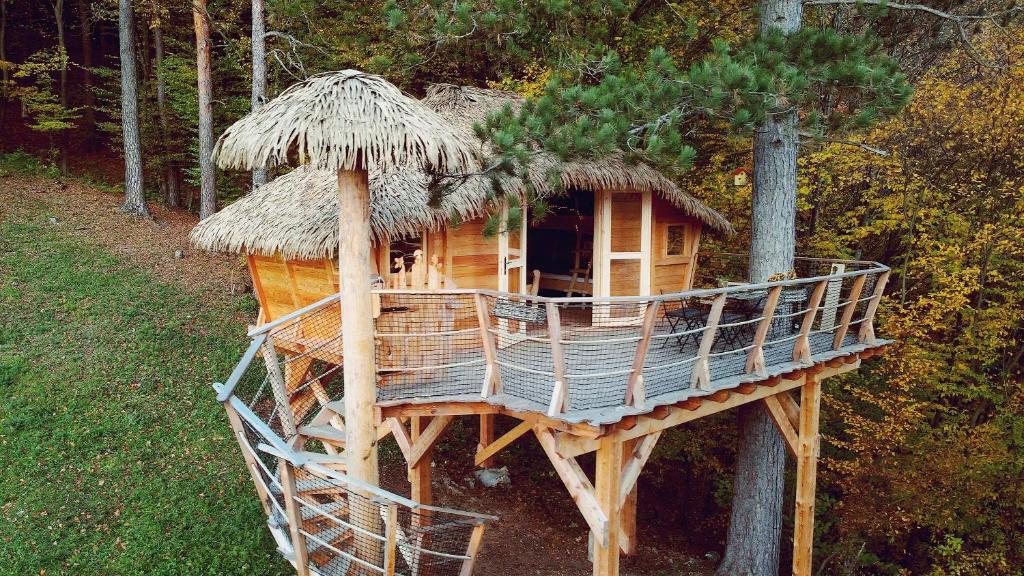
(477, 414), (496, 467)
(619, 438), (639, 556)
(279, 458), (311, 576)
(593, 436), (623, 576)
(792, 376), (822, 576)
(409, 416), (434, 506)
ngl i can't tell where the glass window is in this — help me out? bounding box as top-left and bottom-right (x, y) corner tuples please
(389, 234), (423, 273)
(666, 224), (688, 256)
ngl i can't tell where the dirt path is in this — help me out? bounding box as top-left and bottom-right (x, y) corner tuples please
(0, 175), (713, 576)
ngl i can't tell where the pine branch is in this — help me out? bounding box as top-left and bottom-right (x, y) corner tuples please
(799, 130), (890, 156)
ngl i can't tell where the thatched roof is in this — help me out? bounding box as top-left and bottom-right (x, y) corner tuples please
(193, 83), (732, 260)
(213, 70), (475, 173)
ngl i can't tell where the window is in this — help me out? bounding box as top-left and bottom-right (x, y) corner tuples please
(389, 233), (424, 273)
(665, 224), (689, 257)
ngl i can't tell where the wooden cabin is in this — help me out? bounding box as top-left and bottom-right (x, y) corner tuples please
(190, 84), (732, 324)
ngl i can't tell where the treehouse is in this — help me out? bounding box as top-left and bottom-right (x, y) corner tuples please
(190, 85), (734, 326)
(201, 75), (893, 576)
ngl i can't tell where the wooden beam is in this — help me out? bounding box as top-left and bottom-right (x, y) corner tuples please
(409, 416), (433, 506)
(745, 285), (782, 376)
(547, 302), (569, 415)
(619, 438), (639, 556)
(533, 426), (608, 545)
(474, 292), (501, 396)
(387, 417), (412, 462)
(260, 336), (297, 437)
(474, 420), (533, 467)
(477, 414), (496, 468)
(762, 394), (798, 457)
(690, 293), (727, 390)
(459, 524), (487, 576)
(793, 280), (828, 364)
(618, 431), (662, 507)
(858, 270), (890, 345)
(378, 401), (498, 419)
(408, 415), (453, 468)
(383, 502), (399, 576)
(626, 301), (660, 407)
(592, 436), (624, 576)
(779, 391), (800, 430)
(279, 458), (311, 576)
(792, 376), (823, 576)
(833, 273), (867, 350)
(553, 431), (601, 459)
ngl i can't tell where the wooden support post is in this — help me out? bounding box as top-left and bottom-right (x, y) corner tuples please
(474, 293), (501, 396)
(279, 457), (310, 576)
(534, 426), (608, 542)
(690, 293), (727, 390)
(459, 523), (487, 576)
(793, 280), (828, 364)
(857, 270), (890, 345)
(745, 286), (782, 376)
(409, 416), (433, 506)
(626, 301), (660, 408)
(260, 336), (297, 437)
(222, 402), (273, 516)
(833, 273), (867, 350)
(383, 502), (399, 576)
(477, 414), (496, 468)
(792, 376), (823, 576)
(593, 436), (624, 576)
(547, 302), (568, 416)
(762, 394), (798, 457)
(619, 438), (639, 556)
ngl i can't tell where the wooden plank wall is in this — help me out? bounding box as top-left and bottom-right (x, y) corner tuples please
(650, 196), (702, 294)
(445, 218), (500, 291)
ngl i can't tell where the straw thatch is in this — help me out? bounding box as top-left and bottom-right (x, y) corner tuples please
(193, 83), (732, 260)
(213, 70), (476, 173)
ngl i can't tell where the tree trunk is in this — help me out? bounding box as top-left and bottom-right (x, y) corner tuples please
(54, 0), (69, 175)
(76, 0), (96, 138)
(250, 0), (268, 189)
(118, 0), (149, 217)
(193, 0), (216, 219)
(1, 0), (8, 124)
(152, 2), (180, 208)
(337, 168), (382, 563)
(716, 0), (801, 575)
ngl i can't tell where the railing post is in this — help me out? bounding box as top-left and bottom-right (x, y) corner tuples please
(546, 302), (568, 416)
(459, 523), (487, 576)
(745, 286), (782, 377)
(473, 292), (501, 397)
(383, 502), (399, 576)
(793, 280), (828, 364)
(260, 335), (298, 437)
(690, 293), (726, 391)
(857, 270), (890, 345)
(626, 301), (660, 408)
(279, 457), (310, 576)
(833, 274), (867, 350)
(221, 398), (273, 516)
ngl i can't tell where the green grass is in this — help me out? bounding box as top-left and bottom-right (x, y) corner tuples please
(0, 206), (290, 574)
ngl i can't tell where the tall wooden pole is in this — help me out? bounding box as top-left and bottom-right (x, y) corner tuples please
(193, 0), (217, 219)
(592, 436), (623, 576)
(792, 376), (822, 575)
(337, 168), (382, 560)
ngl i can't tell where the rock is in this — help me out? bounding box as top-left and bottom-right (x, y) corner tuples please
(174, 250), (184, 259)
(473, 467), (510, 488)
(704, 551), (721, 563)
(48, 217), (58, 225)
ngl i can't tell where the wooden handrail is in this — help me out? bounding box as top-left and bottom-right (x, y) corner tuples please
(546, 302), (568, 416)
(793, 280), (828, 364)
(625, 301), (660, 408)
(474, 293), (501, 397)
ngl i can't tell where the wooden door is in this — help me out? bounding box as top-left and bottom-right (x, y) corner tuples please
(593, 190), (652, 325)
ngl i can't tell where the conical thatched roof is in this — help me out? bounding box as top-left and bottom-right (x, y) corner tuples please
(213, 70), (475, 173)
(193, 83), (732, 260)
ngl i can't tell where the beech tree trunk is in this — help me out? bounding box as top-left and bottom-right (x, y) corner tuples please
(716, 0), (801, 574)
(76, 0), (96, 138)
(250, 0), (268, 189)
(1, 0), (8, 116)
(193, 0), (216, 219)
(152, 3), (180, 208)
(118, 0), (149, 217)
(53, 0), (69, 175)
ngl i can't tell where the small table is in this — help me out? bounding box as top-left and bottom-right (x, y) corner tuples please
(664, 305), (707, 348)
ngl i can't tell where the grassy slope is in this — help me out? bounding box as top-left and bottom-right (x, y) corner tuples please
(0, 202), (289, 574)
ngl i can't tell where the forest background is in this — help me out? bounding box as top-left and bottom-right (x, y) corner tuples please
(0, 1), (1021, 574)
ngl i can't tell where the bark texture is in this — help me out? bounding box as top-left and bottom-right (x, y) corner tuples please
(152, 3), (180, 208)
(250, 0), (268, 189)
(716, 0), (801, 574)
(118, 0), (149, 218)
(194, 0), (216, 219)
(76, 0), (96, 137)
(53, 0), (69, 175)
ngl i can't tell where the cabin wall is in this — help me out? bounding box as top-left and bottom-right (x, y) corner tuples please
(444, 217), (500, 291)
(651, 196), (702, 294)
